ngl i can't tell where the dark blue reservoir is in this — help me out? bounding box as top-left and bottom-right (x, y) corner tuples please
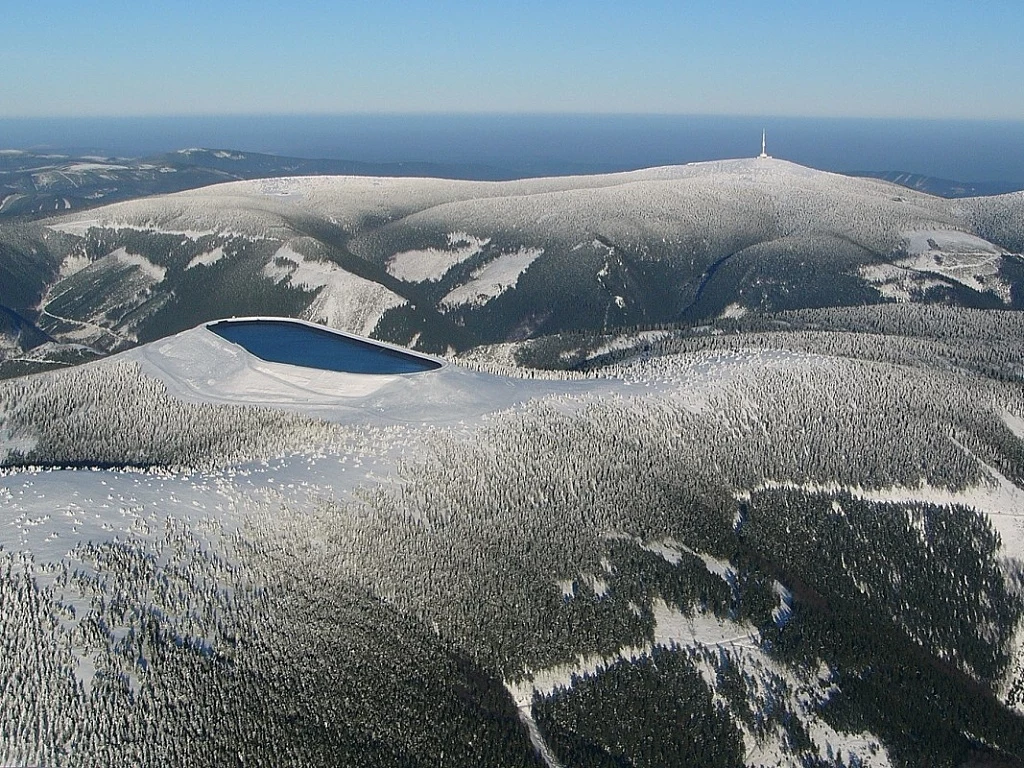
(207, 319), (442, 374)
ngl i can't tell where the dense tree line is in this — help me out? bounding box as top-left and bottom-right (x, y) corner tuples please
(491, 304), (1024, 385)
(533, 647), (746, 768)
(0, 361), (365, 470)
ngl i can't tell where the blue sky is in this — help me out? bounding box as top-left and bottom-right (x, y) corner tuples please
(4, 0), (1022, 119)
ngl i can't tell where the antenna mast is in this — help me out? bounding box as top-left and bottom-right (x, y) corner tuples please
(759, 129), (770, 159)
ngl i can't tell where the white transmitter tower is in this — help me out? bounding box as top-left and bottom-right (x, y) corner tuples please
(758, 130), (771, 159)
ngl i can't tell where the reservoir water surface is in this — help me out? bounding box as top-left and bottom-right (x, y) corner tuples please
(207, 319), (442, 375)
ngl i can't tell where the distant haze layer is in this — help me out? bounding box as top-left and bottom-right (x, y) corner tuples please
(2, 114), (1023, 185)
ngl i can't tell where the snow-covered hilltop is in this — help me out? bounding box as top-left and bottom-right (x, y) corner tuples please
(46, 158), (963, 255)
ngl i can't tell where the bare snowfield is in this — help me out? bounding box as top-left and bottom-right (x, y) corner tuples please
(858, 261), (948, 302)
(184, 245), (226, 270)
(262, 244), (406, 335)
(440, 246), (544, 308)
(48, 219), (222, 240)
(386, 231), (491, 283)
(107, 247), (167, 282)
(896, 228), (1013, 301)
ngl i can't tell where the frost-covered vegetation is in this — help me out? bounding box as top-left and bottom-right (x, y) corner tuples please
(0, 339), (1022, 765)
(480, 304), (1024, 383)
(272, 374), (1024, 765)
(0, 360), (357, 469)
(2, 310), (1024, 765)
(0, 523), (542, 768)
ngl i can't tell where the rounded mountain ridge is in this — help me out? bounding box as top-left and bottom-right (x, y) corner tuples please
(16, 154), (1024, 361)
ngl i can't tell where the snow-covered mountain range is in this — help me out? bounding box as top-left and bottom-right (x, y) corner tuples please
(2, 157), (1022, 376)
(2, 157), (1024, 766)
(0, 147), (499, 219)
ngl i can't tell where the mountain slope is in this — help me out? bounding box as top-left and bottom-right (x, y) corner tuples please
(1, 314), (1024, 766)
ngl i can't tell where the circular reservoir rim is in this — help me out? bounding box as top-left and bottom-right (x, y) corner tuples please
(204, 316), (447, 374)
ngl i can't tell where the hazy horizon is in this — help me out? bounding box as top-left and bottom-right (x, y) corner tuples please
(3, 113), (1023, 185)
(8, 3), (1021, 184)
